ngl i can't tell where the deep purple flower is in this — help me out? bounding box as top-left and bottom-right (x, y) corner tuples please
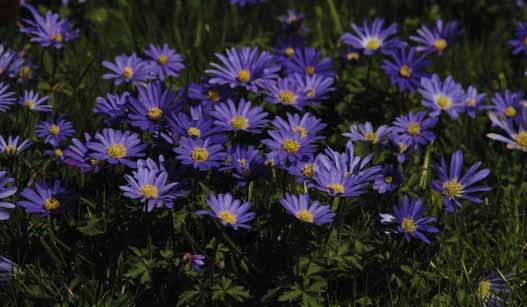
(260, 76), (307, 109)
(278, 10), (307, 33)
(0, 83), (15, 112)
(87, 129), (147, 168)
(165, 108), (227, 144)
(465, 86), (487, 118)
(489, 90), (522, 122)
(19, 90), (51, 112)
(280, 193), (334, 225)
(183, 253), (205, 271)
(419, 74), (466, 119)
(382, 46), (430, 92)
(293, 73), (335, 105)
(128, 82), (179, 132)
(343, 122), (391, 144)
(196, 192), (255, 230)
(21, 4), (79, 48)
(64, 133), (104, 173)
(211, 98), (268, 134)
(373, 165), (403, 194)
(477, 272), (511, 307)
(410, 20), (463, 55)
(341, 17), (403, 55)
(144, 43), (185, 81)
(35, 115), (75, 147)
(391, 111), (437, 150)
(0, 135), (30, 157)
(187, 81), (233, 106)
(0, 45), (16, 78)
(174, 137), (226, 171)
(94, 92), (130, 125)
(287, 158), (318, 184)
(262, 128), (318, 166)
(220, 144), (265, 185)
(102, 53), (151, 86)
(508, 22), (527, 56)
(273, 35), (306, 67)
(286, 47), (335, 77)
(0, 171), (16, 221)
(17, 180), (73, 216)
(272, 112), (326, 141)
(487, 112), (527, 152)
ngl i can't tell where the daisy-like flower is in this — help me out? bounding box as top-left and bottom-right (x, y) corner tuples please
(262, 128), (318, 166)
(419, 74), (466, 119)
(174, 137), (226, 171)
(166, 109), (227, 144)
(10, 56), (36, 83)
(17, 180), (74, 216)
(102, 53), (151, 86)
(94, 92), (130, 125)
(45, 147), (66, 163)
(343, 122), (391, 144)
(220, 144), (265, 185)
(391, 111), (437, 150)
(272, 112), (326, 142)
(183, 253), (205, 271)
(0, 45), (16, 77)
(64, 133), (105, 173)
(410, 20), (463, 56)
(465, 86), (487, 119)
(287, 158), (318, 184)
(229, 0), (264, 6)
(87, 129), (147, 168)
(278, 9), (307, 33)
(0, 256), (16, 284)
(508, 22), (527, 56)
(187, 81), (233, 106)
(0, 83), (16, 112)
(196, 192), (255, 230)
(380, 196), (438, 244)
(120, 156), (179, 212)
(293, 73), (335, 105)
(35, 116), (75, 147)
(431, 150), (491, 213)
(489, 90), (522, 122)
(0, 135), (30, 158)
(0, 171), (16, 220)
(286, 47), (335, 77)
(211, 98), (268, 134)
(19, 90), (51, 112)
(144, 43), (185, 81)
(390, 134), (412, 164)
(477, 272), (511, 307)
(373, 165), (403, 194)
(280, 193), (334, 225)
(487, 112), (527, 152)
(206, 47), (280, 92)
(273, 35), (306, 67)
(382, 46), (430, 92)
(260, 76), (307, 109)
(21, 4), (79, 49)
(341, 17), (403, 56)
(128, 82), (179, 132)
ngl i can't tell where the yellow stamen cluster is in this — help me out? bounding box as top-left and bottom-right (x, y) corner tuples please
(207, 89), (220, 102)
(346, 52), (360, 61)
(157, 54), (168, 65)
(107, 144), (127, 159)
(505, 106), (517, 118)
(401, 217), (416, 233)
(54, 149), (63, 157)
(147, 107), (163, 120)
(435, 95), (452, 110)
(237, 69), (251, 83)
(292, 126), (307, 138)
(44, 197), (60, 211)
(24, 100), (36, 110)
(466, 98), (477, 107)
(49, 124), (61, 136)
(433, 39), (447, 53)
(478, 280), (491, 300)
(139, 184), (159, 199)
(442, 180), (463, 198)
(327, 183), (344, 194)
(384, 176), (393, 183)
(230, 115), (249, 130)
(407, 123), (421, 136)
(279, 91), (296, 105)
(364, 38), (381, 50)
(282, 139), (300, 153)
(191, 147), (209, 162)
(284, 47), (295, 58)
(4, 145), (16, 156)
(187, 127), (201, 137)
(297, 209), (314, 223)
(51, 33), (63, 43)
(122, 66), (134, 79)
(301, 163), (314, 177)
(399, 65), (412, 78)
(515, 131), (527, 148)
(20, 66), (32, 79)
(218, 210), (237, 225)
(363, 132), (378, 143)
(305, 65), (315, 76)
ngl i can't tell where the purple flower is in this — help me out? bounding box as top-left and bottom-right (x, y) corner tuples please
(391, 111), (437, 150)
(431, 150), (491, 213)
(373, 165), (403, 194)
(128, 82), (179, 132)
(508, 22), (527, 56)
(487, 112), (527, 152)
(380, 196), (438, 244)
(271, 112), (326, 141)
(0, 171), (16, 221)
(287, 158), (318, 184)
(0, 256), (16, 284)
(341, 17), (403, 55)
(419, 74), (466, 119)
(489, 90), (522, 122)
(187, 81), (233, 106)
(343, 122), (391, 144)
(17, 180), (74, 216)
(165, 108), (227, 144)
(211, 98), (268, 134)
(0, 135), (30, 157)
(280, 193), (334, 225)
(260, 76), (307, 109)
(0, 45), (16, 78)
(144, 43), (185, 81)
(64, 133), (104, 173)
(382, 46), (430, 92)
(196, 192), (255, 230)
(0, 83), (15, 112)
(94, 92), (130, 125)
(174, 137), (226, 171)
(278, 10), (307, 33)
(262, 128), (318, 166)
(477, 272), (511, 307)
(286, 47), (335, 77)
(19, 90), (51, 112)
(102, 53), (151, 86)
(87, 129), (147, 168)
(410, 20), (463, 55)
(35, 115), (75, 147)
(220, 144), (265, 185)
(183, 253), (205, 271)
(272, 35), (306, 66)
(293, 73), (335, 105)
(21, 4), (79, 48)
(465, 86), (487, 118)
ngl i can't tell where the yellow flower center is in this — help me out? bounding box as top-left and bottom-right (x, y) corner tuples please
(301, 163), (314, 177)
(435, 95), (452, 110)
(51, 33), (63, 43)
(187, 127), (201, 137)
(107, 144), (127, 159)
(287, 15), (298, 24)
(443, 180), (463, 198)
(237, 69), (251, 83)
(292, 126), (307, 138)
(157, 54), (168, 65)
(44, 197), (60, 211)
(401, 217), (416, 233)
(49, 124), (60, 136)
(4, 145), (16, 156)
(207, 89), (220, 102)
(363, 132), (378, 143)
(346, 52), (359, 61)
(147, 107), (163, 120)
(282, 139), (300, 153)
(297, 209), (314, 223)
(230, 115), (249, 130)
(384, 176), (393, 183)
(20, 66), (32, 79)
(122, 66), (134, 79)
(466, 98), (477, 107)
(365, 38), (381, 50)
(54, 148), (63, 157)
(237, 158), (247, 168)
(191, 147), (209, 162)
(279, 90), (296, 105)
(433, 39), (447, 53)
(399, 65), (412, 78)
(398, 143), (408, 153)
(515, 131), (527, 148)
(305, 65), (315, 76)
(478, 280), (491, 300)
(139, 184), (158, 199)
(307, 89), (315, 98)
(218, 210), (237, 225)
(24, 99), (36, 110)
(327, 183), (345, 194)
(285, 47), (295, 58)
(407, 122), (421, 136)
(505, 106), (517, 118)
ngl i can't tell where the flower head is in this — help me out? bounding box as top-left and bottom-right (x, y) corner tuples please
(272, 112), (326, 142)
(391, 111), (437, 150)
(278, 9), (307, 33)
(0, 171), (16, 221)
(489, 90), (522, 123)
(419, 74), (466, 119)
(382, 46), (430, 92)
(286, 47), (335, 77)
(187, 81), (233, 106)
(477, 272), (511, 307)
(212, 98), (268, 133)
(262, 128), (318, 166)
(260, 76), (307, 109)
(174, 137), (226, 171)
(464, 86), (487, 119)
(166, 107), (227, 144)
(341, 17), (403, 55)
(183, 253), (205, 271)
(19, 90), (51, 112)
(17, 180), (74, 216)
(64, 133), (104, 173)
(0, 83), (16, 112)
(273, 35), (306, 66)
(36, 115), (75, 147)
(508, 22), (527, 56)
(410, 20), (463, 55)
(343, 122), (391, 144)
(196, 192), (255, 230)
(487, 112), (527, 152)
(102, 53), (151, 86)
(293, 73), (335, 105)
(94, 92), (130, 125)
(373, 165), (403, 194)
(220, 144), (265, 185)
(280, 193), (334, 225)
(87, 129), (147, 168)
(21, 4), (79, 48)
(0, 135), (31, 157)
(128, 82), (179, 132)
(144, 43), (184, 81)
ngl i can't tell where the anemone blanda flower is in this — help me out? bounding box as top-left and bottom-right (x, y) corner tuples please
(272, 112), (326, 141)
(382, 46), (430, 92)
(419, 74), (466, 119)
(431, 150), (491, 213)
(196, 192), (255, 230)
(0, 135), (30, 158)
(273, 35), (306, 66)
(0, 45), (16, 77)
(487, 112), (527, 152)
(341, 17), (403, 55)
(102, 53), (151, 86)
(45, 147), (66, 163)
(19, 90), (51, 112)
(0, 83), (15, 112)
(64, 133), (105, 173)
(17, 180), (74, 216)
(166, 108), (227, 144)
(10, 56), (36, 83)
(286, 47), (335, 77)
(508, 22), (527, 56)
(278, 9), (307, 33)
(187, 81), (233, 106)
(389, 134), (412, 164)
(260, 76), (307, 109)
(343, 122), (391, 144)
(280, 193), (334, 225)
(0, 171), (16, 221)
(489, 90), (522, 122)
(128, 82), (179, 132)
(287, 158), (318, 184)
(477, 272), (511, 307)
(35, 116), (75, 147)
(391, 111), (437, 150)
(183, 253), (205, 271)
(219, 144), (265, 185)
(293, 73), (334, 105)
(94, 92), (130, 125)
(211, 98), (268, 134)
(380, 196), (438, 244)
(262, 128), (318, 166)
(87, 129), (147, 168)
(174, 137), (226, 171)
(144, 43), (185, 81)
(206, 47), (280, 92)
(21, 4), (79, 49)
(465, 86), (487, 119)
(410, 20), (463, 55)
(373, 165), (403, 194)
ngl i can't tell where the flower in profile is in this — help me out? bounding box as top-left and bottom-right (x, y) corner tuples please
(280, 193), (334, 225)
(382, 46), (430, 92)
(206, 47), (280, 92)
(465, 86), (487, 119)
(0, 83), (16, 112)
(286, 47), (335, 77)
(64, 133), (104, 173)
(341, 17), (403, 55)
(183, 253), (205, 271)
(380, 196), (438, 244)
(260, 76), (307, 109)
(343, 122), (391, 144)
(0, 171), (16, 220)
(35, 116), (74, 147)
(0, 256), (16, 284)
(17, 180), (74, 216)
(508, 22), (527, 56)
(187, 81), (233, 106)
(196, 192), (255, 230)
(21, 4), (79, 48)
(410, 20), (463, 55)
(391, 111), (437, 150)
(212, 98), (268, 133)
(166, 108), (226, 144)
(486, 112), (527, 152)
(174, 137), (226, 171)
(477, 272), (510, 307)
(45, 147), (66, 163)
(94, 92), (130, 125)
(19, 90), (51, 112)
(390, 134), (412, 164)
(419, 74), (466, 119)
(0, 45), (16, 77)
(0, 135), (30, 158)
(10, 55), (37, 83)
(262, 128), (317, 166)
(431, 150), (491, 213)
(373, 165), (403, 194)
(489, 90), (522, 122)
(87, 129), (147, 168)
(272, 112), (326, 141)
(293, 73), (335, 105)
(144, 43), (184, 81)
(278, 9), (307, 33)
(229, 0), (264, 6)
(128, 82), (179, 132)
(220, 144), (265, 185)
(102, 53), (151, 86)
